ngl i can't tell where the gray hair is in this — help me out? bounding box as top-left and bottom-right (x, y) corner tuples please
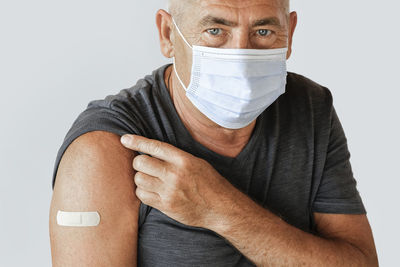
(167, 0), (192, 19)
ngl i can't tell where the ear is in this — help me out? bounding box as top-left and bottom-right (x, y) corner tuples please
(156, 9), (174, 58)
(286, 11), (298, 60)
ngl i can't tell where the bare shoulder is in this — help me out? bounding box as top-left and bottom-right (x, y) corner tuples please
(313, 212), (378, 266)
(50, 130), (140, 266)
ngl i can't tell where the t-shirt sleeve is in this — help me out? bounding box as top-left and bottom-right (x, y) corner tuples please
(311, 105), (367, 214)
(51, 100), (143, 190)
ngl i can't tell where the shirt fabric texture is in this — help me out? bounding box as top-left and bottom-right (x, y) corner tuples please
(51, 64), (366, 266)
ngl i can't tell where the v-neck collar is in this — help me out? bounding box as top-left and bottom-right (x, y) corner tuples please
(156, 63), (265, 166)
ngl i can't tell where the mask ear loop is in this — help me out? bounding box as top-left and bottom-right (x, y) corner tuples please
(171, 18), (193, 49)
(172, 57), (188, 91)
(171, 17), (192, 91)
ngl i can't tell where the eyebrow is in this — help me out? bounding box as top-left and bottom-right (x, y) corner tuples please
(252, 17), (281, 27)
(199, 15), (238, 27)
(198, 15), (282, 28)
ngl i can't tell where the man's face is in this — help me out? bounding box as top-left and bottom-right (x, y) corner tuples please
(170, 0), (296, 89)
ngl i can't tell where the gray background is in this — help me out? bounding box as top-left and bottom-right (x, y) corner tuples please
(1, 0), (399, 266)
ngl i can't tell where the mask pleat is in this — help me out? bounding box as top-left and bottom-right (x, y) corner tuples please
(187, 78), (286, 114)
(199, 57), (286, 78)
(196, 73), (285, 100)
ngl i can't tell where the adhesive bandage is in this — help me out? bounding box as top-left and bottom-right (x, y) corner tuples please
(57, 210), (100, 227)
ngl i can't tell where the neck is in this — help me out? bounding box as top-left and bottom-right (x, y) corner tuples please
(164, 65), (256, 158)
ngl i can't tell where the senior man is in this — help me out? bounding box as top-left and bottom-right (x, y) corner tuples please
(49, 0), (378, 266)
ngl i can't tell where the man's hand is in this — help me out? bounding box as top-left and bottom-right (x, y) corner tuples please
(120, 134), (233, 228)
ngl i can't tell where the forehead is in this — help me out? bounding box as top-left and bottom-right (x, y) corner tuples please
(187, 0), (288, 23)
(198, 0), (287, 9)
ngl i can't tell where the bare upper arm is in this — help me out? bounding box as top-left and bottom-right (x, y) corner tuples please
(313, 212), (378, 266)
(49, 131), (140, 267)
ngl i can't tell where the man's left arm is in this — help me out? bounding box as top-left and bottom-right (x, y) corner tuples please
(204, 183), (378, 266)
(203, 104), (378, 266)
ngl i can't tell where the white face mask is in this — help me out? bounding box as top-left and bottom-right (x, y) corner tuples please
(172, 18), (288, 129)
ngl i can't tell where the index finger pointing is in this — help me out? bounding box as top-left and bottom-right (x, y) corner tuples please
(120, 134), (181, 162)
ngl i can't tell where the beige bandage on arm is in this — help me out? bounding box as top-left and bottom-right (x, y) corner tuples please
(56, 210), (100, 227)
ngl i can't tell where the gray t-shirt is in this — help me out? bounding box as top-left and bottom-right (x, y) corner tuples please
(51, 64), (366, 266)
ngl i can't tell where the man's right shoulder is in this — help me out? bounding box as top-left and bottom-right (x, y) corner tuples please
(51, 67), (167, 190)
(87, 72), (159, 112)
(53, 130), (139, 202)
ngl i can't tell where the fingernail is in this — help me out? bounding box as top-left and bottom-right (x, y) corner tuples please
(121, 135), (131, 145)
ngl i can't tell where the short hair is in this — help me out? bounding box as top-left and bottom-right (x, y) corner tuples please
(167, 0), (193, 23)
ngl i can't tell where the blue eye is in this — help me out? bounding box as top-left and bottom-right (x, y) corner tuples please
(207, 28), (222, 36)
(257, 29), (271, 36)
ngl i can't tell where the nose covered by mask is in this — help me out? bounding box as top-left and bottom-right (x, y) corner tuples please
(172, 18), (288, 129)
